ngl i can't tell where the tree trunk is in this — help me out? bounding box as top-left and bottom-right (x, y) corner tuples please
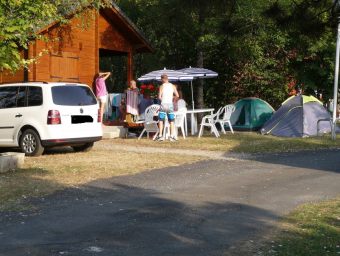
(196, 16), (205, 123)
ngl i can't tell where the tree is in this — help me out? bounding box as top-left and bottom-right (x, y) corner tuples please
(168, 0), (236, 119)
(111, 0), (340, 109)
(264, 0), (340, 103)
(0, 0), (107, 73)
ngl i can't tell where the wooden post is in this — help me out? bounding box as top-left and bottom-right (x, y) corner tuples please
(95, 12), (100, 76)
(126, 49), (135, 123)
(127, 49), (135, 87)
(28, 41), (36, 81)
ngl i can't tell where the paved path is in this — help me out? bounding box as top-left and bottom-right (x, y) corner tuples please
(1, 149), (340, 256)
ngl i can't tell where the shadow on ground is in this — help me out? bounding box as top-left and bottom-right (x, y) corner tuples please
(0, 175), (279, 256)
(235, 148), (340, 174)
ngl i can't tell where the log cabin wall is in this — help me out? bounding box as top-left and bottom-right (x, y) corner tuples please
(1, 14), (97, 89)
(36, 14), (97, 89)
(1, 4), (154, 92)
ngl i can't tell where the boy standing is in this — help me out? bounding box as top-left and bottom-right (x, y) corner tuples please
(155, 74), (179, 141)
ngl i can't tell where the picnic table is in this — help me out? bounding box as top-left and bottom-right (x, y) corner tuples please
(186, 108), (215, 135)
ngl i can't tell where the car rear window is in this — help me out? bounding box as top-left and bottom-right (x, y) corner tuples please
(51, 85), (97, 106)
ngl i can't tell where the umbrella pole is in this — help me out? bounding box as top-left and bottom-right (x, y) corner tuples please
(191, 80), (194, 110)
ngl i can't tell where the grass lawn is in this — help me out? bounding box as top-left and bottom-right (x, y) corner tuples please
(261, 196), (340, 255)
(117, 131), (340, 153)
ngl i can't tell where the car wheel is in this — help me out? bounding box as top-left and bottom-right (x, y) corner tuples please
(72, 142), (94, 153)
(20, 129), (44, 157)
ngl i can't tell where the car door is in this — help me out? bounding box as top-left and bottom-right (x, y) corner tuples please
(0, 86), (26, 145)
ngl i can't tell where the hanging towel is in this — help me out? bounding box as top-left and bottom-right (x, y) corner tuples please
(112, 94), (117, 106)
(103, 95), (109, 119)
(126, 90), (138, 115)
(113, 94), (123, 107)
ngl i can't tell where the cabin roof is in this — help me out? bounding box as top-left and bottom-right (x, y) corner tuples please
(109, 2), (155, 52)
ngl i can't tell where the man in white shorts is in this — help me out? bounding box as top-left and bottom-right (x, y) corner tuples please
(155, 74), (179, 141)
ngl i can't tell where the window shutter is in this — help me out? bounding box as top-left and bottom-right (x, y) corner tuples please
(65, 52), (79, 81)
(50, 52), (64, 81)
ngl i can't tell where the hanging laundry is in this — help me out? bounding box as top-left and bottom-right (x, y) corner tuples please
(126, 90), (138, 116)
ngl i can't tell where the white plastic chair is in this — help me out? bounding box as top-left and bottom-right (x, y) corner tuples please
(137, 104), (160, 140)
(216, 104), (236, 134)
(177, 99), (187, 135)
(178, 99), (186, 110)
(163, 117), (171, 140)
(174, 108), (187, 139)
(163, 107), (187, 140)
(198, 108), (221, 138)
(210, 107), (223, 135)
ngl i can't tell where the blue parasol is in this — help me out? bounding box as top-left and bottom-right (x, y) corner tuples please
(137, 68), (193, 82)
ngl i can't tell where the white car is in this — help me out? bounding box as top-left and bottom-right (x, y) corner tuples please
(0, 82), (103, 156)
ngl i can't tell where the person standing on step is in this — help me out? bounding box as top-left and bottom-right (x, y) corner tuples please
(96, 71), (111, 126)
(155, 74), (179, 142)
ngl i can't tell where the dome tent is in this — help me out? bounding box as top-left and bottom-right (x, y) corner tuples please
(260, 95), (338, 137)
(225, 97), (275, 131)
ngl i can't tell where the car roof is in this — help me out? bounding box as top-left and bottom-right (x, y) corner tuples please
(0, 82), (87, 87)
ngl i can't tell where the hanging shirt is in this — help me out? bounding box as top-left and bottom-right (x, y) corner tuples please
(161, 83), (174, 105)
(95, 77), (107, 97)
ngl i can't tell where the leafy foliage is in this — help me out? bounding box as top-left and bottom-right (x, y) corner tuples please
(111, 0), (340, 108)
(0, 0), (107, 73)
(2, 0), (339, 108)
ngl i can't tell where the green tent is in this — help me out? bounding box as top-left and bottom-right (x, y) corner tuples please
(225, 97), (275, 131)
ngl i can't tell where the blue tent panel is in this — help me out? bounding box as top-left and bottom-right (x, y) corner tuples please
(303, 102), (333, 136)
(260, 96), (302, 135)
(267, 107), (303, 137)
(261, 94), (340, 137)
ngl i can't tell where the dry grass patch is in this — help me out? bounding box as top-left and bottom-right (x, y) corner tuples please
(0, 147), (204, 210)
(223, 197), (340, 255)
(118, 131), (340, 153)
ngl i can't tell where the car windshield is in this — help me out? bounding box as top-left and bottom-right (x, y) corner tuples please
(52, 85), (97, 106)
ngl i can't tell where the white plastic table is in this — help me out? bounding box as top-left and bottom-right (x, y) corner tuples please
(186, 108), (214, 135)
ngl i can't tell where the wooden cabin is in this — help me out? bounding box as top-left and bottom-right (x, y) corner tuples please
(0, 2), (154, 90)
